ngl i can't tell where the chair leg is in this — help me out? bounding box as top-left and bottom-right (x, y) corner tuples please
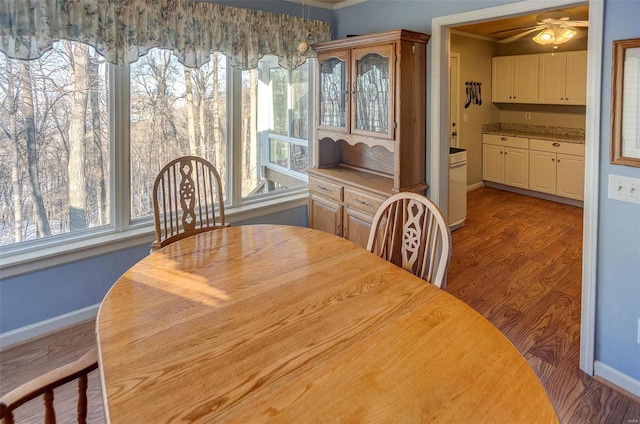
(77, 374), (89, 424)
(44, 390), (55, 424)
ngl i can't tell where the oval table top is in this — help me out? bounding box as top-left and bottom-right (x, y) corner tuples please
(96, 225), (558, 423)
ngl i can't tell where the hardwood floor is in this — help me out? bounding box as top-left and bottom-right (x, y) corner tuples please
(1, 186), (638, 423)
(447, 187), (640, 423)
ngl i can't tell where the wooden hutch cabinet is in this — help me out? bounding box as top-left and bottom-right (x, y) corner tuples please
(309, 29), (429, 247)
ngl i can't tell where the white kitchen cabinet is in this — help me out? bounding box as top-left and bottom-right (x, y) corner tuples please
(557, 153), (585, 199)
(482, 135), (529, 189)
(529, 139), (585, 200)
(538, 51), (587, 105)
(492, 55), (539, 104)
(529, 150), (557, 194)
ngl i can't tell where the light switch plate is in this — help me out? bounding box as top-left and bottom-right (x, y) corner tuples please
(608, 174), (640, 205)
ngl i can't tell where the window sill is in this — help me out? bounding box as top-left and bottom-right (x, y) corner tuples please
(0, 192), (309, 279)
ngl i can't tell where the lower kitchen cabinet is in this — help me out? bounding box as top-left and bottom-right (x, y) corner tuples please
(482, 135), (529, 189)
(557, 154), (585, 199)
(529, 139), (585, 201)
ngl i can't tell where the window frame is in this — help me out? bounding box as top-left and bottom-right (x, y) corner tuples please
(0, 57), (317, 279)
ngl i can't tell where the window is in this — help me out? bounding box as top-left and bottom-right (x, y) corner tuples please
(0, 47), (309, 251)
(129, 49), (229, 220)
(242, 57), (309, 199)
(0, 41), (110, 246)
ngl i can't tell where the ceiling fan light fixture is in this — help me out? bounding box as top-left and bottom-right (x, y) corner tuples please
(532, 25), (577, 46)
(557, 26), (577, 40)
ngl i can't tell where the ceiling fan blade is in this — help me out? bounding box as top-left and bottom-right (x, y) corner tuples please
(538, 18), (589, 27)
(497, 26), (545, 44)
(490, 25), (542, 36)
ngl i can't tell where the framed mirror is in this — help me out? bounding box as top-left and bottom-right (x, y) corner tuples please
(611, 38), (640, 167)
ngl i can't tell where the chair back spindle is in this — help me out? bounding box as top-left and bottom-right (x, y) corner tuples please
(152, 156), (227, 251)
(367, 193), (452, 288)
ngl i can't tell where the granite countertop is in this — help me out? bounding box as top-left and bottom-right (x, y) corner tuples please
(482, 123), (585, 144)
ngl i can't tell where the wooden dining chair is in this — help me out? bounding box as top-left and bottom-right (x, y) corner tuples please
(0, 348), (98, 424)
(366, 192), (452, 289)
(151, 156), (227, 252)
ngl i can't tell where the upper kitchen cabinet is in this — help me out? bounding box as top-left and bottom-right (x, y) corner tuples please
(492, 54), (539, 104)
(538, 51), (587, 105)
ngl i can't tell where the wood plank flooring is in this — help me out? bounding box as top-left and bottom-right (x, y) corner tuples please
(1, 186), (638, 423)
(446, 187), (640, 423)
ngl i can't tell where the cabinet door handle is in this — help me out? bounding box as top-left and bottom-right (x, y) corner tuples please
(355, 198), (373, 207)
(336, 224), (341, 236)
(552, 142), (561, 147)
(501, 137), (508, 141)
(552, 158), (555, 162)
(317, 185), (331, 192)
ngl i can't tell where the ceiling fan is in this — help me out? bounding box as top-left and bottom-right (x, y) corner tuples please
(496, 11), (588, 45)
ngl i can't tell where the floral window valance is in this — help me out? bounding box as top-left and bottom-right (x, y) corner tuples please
(0, 0), (331, 70)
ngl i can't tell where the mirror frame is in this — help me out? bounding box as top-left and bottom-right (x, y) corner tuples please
(611, 38), (640, 167)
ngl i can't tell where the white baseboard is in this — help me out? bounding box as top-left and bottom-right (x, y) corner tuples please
(594, 360), (640, 398)
(467, 182), (485, 191)
(0, 303), (100, 350)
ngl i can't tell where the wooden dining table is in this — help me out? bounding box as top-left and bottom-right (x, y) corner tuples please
(96, 224), (558, 423)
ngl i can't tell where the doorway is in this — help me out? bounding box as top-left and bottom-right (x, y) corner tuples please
(430, 0), (603, 376)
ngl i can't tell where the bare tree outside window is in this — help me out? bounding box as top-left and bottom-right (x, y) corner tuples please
(0, 42), (109, 245)
(129, 49), (228, 220)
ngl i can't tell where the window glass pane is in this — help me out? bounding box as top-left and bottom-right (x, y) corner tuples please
(0, 41), (110, 246)
(270, 68), (288, 137)
(291, 64), (309, 140)
(130, 49), (228, 220)
(241, 56), (308, 199)
(270, 140), (289, 167)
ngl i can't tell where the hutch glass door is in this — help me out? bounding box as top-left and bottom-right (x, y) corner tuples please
(318, 51), (349, 132)
(352, 45), (394, 139)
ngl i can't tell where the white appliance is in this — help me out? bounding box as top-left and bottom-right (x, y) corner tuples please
(449, 147), (467, 230)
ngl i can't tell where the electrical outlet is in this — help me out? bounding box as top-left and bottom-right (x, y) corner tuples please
(525, 112), (531, 119)
(608, 174), (640, 205)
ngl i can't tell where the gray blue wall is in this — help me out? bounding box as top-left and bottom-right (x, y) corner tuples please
(595, 0), (640, 383)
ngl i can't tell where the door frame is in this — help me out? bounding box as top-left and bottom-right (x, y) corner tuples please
(430, 0), (601, 375)
(449, 52), (460, 148)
